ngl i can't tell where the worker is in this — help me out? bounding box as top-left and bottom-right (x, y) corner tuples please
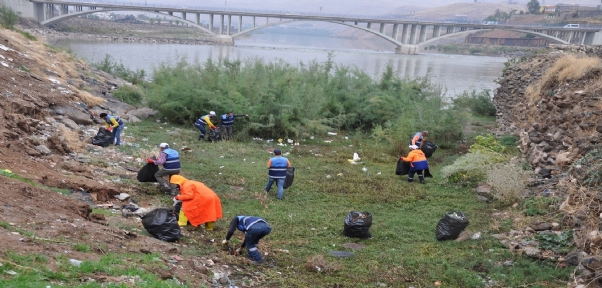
(147, 143), (180, 195)
(410, 131), (429, 148)
(170, 175), (222, 230)
(264, 149), (291, 200)
(194, 111), (217, 141)
(99, 112), (124, 145)
(401, 145), (429, 184)
(221, 215), (272, 265)
(220, 111), (249, 140)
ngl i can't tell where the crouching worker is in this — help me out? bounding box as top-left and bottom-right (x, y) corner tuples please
(148, 143), (180, 195)
(221, 216), (272, 265)
(170, 175), (222, 230)
(401, 145), (429, 184)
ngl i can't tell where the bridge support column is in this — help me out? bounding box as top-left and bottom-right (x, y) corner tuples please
(253, 16), (256, 27)
(392, 24), (399, 40)
(446, 26), (454, 34)
(266, 17), (269, 25)
(396, 45), (419, 54)
(591, 31), (602, 45)
(168, 11), (173, 16)
(409, 24), (417, 44)
(227, 15), (231, 35)
(59, 5), (68, 16)
(433, 25), (441, 37)
(182, 12), (187, 21)
(567, 31), (574, 44)
(379, 23), (385, 34)
(419, 25), (427, 43)
(195, 13), (200, 25)
(32, 3), (44, 22)
(580, 32), (587, 45)
(354, 21), (358, 25)
(210, 14), (214, 32)
(367, 22), (372, 30)
(238, 16), (242, 33)
(219, 14), (224, 35)
(215, 35), (234, 45)
(401, 24), (409, 44)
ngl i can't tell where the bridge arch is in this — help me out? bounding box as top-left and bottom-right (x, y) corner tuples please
(232, 19), (404, 47)
(41, 9), (215, 35)
(418, 28), (569, 47)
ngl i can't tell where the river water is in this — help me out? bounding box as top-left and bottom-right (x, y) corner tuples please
(48, 33), (507, 97)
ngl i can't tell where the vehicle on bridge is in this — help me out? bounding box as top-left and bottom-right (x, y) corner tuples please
(563, 24), (580, 28)
(482, 21), (498, 25)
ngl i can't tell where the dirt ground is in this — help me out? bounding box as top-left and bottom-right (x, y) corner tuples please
(0, 22), (265, 286)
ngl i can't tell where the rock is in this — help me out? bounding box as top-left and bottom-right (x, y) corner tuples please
(565, 251), (587, 266)
(538, 169), (552, 179)
(61, 118), (80, 130)
(531, 222), (553, 231)
(115, 193), (130, 201)
(127, 107), (158, 119)
(35, 145), (51, 155)
(523, 247), (542, 258)
(477, 195), (491, 203)
(582, 256), (602, 271)
(52, 105), (94, 125)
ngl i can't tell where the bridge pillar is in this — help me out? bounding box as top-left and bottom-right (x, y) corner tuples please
(253, 16), (256, 27)
(433, 25), (441, 37)
(396, 45), (419, 54)
(210, 14), (214, 32)
(239, 16), (242, 33)
(392, 24), (399, 40)
(168, 11), (173, 16)
(266, 17), (269, 25)
(419, 25), (427, 43)
(409, 24), (417, 44)
(354, 21), (358, 25)
(227, 15), (231, 35)
(581, 32), (587, 45)
(379, 23), (385, 34)
(195, 13), (200, 25)
(32, 2), (44, 22)
(182, 12), (187, 21)
(400, 24), (409, 44)
(591, 31), (602, 45)
(446, 26), (454, 34)
(567, 31), (574, 43)
(367, 22), (372, 30)
(219, 14), (224, 35)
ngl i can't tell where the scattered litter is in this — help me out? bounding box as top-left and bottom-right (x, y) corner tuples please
(337, 173), (343, 176)
(323, 140), (332, 143)
(69, 259), (82, 267)
(287, 139), (294, 144)
(115, 193), (131, 201)
(362, 167), (367, 172)
(471, 232), (481, 240)
(347, 159), (357, 165)
(48, 78), (61, 85)
(275, 249), (289, 253)
(327, 132), (337, 136)
(377, 172), (381, 175)
(5, 270), (17, 275)
(353, 153), (361, 161)
(219, 166), (224, 169)
(310, 136), (314, 139)
(219, 156), (224, 158)
(325, 175), (332, 179)
(181, 146), (191, 151)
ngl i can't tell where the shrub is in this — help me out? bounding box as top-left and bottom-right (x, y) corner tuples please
(112, 85), (144, 106)
(470, 134), (506, 153)
(522, 196), (558, 216)
(486, 163), (533, 203)
(0, 3), (19, 29)
(441, 150), (507, 186)
(93, 54), (146, 85)
(452, 89), (496, 116)
(569, 146), (602, 186)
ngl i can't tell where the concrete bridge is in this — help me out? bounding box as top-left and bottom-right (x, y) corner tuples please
(6, 0), (602, 54)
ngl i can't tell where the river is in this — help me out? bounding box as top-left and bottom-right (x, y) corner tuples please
(47, 33), (507, 97)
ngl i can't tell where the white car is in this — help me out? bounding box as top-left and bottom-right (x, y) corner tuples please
(285, 13), (300, 16)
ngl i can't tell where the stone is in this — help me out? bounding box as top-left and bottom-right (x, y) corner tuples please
(35, 145), (51, 155)
(523, 247), (542, 258)
(531, 222), (553, 231)
(61, 118), (80, 130)
(565, 251), (587, 266)
(126, 107), (158, 119)
(582, 256), (602, 271)
(52, 105), (94, 125)
(477, 196), (491, 203)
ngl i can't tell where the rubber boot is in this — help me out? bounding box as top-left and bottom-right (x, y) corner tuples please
(178, 211), (188, 227)
(205, 221), (214, 231)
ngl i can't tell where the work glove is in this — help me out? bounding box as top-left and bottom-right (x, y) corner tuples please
(147, 158), (154, 164)
(107, 127), (113, 132)
(221, 239), (228, 247)
(172, 197), (181, 206)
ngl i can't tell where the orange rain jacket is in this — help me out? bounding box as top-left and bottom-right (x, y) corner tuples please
(171, 175), (223, 227)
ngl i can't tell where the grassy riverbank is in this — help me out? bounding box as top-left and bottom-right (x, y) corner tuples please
(110, 117), (568, 287)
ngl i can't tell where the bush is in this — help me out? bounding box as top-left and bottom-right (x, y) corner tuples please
(486, 163), (533, 203)
(93, 54), (146, 85)
(470, 134), (506, 153)
(0, 3), (19, 29)
(452, 89), (496, 116)
(112, 85), (144, 106)
(441, 150), (507, 186)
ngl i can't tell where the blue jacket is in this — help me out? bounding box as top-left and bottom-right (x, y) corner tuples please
(268, 156), (289, 178)
(221, 114), (235, 127)
(163, 148), (181, 170)
(236, 216), (267, 232)
(195, 114), (210, 125)
(105, 115), (124, 126)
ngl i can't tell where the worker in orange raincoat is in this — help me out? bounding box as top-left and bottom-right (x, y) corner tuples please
(401, 145), (430, 184)
(170, 175), (223, 230)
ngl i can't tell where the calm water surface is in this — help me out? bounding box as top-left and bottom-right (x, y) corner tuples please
(48, 33), (507, 96)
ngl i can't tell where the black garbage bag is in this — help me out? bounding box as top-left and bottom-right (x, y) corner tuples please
(137, 163), (159, 182)
(395, 159), (410, 176)
(421, 141), (438, 158)
(435, 211), (469, 241)
(141, 208), (181, 242)
(284, 167), (295, 189)
(92, 127), (112, 147)
(343, 211), (372, 239)
(209, 127), (221, 142)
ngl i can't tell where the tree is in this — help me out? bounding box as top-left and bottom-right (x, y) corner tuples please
(527, 0), (540, 14)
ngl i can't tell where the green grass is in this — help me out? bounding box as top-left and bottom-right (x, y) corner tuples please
(114, 119), (571, 287)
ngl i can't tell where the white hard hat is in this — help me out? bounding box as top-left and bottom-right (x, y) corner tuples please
(159, 143), (169, 148)
(409, 145), (419, 150)
(209, 111), (216, 116)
